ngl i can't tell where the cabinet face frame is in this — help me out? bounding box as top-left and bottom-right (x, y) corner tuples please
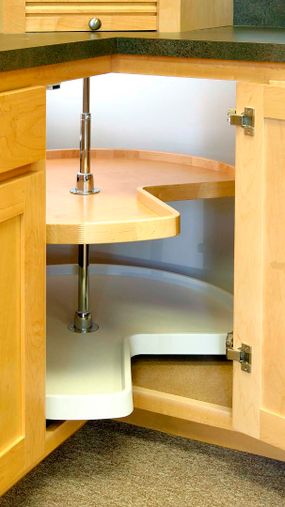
(0, 87), (46, 496)
(233, 81), (285, 451)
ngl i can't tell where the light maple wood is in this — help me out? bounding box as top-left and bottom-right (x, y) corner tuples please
(27, 1), (156, 13)
(46, 149), (234, 245)
(1, 56), (285, 97)
(0, 56), (112, 94)
(233, 82), (264, 440)
(233, 82), (285, 452)
(264, 83), (285, 119)
(260, 113), (285, 450)
(131, 357), (232, 431)
(0, 87), (45, 174)
(45, 421), (86, 456)
(25, 0), (157, 31)
(260, 411), (285, 451)
(0, 213), (22, 458)
(112, 55), (285, 84)
(158, 0), (233, 32)
(1, 41), (285, 489)
(0, 167), (46, 496)
(120, 409), (285, 461)
(2, 0), (231, 33)
(26, 14), (157, 31)
(132, 356), (233, 407)
(0, 0), (25, 33)
(1, 420), (86, 496)
(0, 86), (46, 496)
(133, 387), (232, 429)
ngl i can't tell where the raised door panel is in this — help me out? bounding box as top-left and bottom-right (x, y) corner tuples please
(0, 214), (22, 457)
(233, 81), (285, 451)
(25, 0), (157, 31)
(0, 170), (46, 495)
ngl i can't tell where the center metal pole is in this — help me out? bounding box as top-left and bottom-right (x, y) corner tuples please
(69, 244), (98, 333)
(68, 77), (99, 333)
(78, 244), (89, 316)
(70, 78), (100, 196)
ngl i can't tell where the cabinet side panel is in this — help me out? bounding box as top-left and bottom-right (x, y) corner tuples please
(158, 0), (181, 32)
(0, 216), (23, 454)
(181, 0), (233, 32)
(158, 0), (233, 32)
(0, 0), (25, 33)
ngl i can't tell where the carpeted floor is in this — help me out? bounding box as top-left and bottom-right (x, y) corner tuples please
(1, 421), (285, 507)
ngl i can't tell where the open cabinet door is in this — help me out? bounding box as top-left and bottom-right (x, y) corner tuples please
(234, 81), (285, 451)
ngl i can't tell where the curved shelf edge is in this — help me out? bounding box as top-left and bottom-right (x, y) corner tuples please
(46, 149), (235, 245)
(46, 264), (233, 421)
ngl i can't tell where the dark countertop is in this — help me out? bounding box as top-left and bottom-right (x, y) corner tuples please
(234, 0), (285, 28)
(1, 26), (285, 72)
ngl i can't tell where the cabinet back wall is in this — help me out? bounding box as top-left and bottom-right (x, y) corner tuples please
(46, 74), (235, 291)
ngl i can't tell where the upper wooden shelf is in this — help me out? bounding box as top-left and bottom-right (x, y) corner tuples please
(46, 149), (235, 245)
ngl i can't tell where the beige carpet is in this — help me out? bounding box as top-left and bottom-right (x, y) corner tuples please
(1, 421), (285, 507)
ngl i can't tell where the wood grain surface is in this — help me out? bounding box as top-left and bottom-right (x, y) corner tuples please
(46, 149), (234, 245)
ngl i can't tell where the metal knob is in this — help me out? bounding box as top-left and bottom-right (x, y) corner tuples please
(88, 18), (102, 31)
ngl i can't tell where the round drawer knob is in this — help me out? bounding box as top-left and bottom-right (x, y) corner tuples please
(89, 18), (102, 31)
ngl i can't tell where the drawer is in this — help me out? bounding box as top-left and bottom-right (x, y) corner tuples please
(0, 87), (46, 175)
(25, 1), (158, 31)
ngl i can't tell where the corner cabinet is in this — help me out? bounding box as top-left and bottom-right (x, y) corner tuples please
(1, 59), (285, 495)
(0, 0), (233, 33)
(0, 87), (46, 495)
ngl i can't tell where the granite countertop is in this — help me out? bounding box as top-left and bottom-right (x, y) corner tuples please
(0, 26), (285, 72)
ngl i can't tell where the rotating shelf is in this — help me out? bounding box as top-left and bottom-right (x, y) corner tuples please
(46, 264), (233, 420)
(46, 149), (235, 421)
(46, 149), (235, 245)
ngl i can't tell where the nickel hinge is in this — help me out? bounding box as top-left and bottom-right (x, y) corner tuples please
(226, 332), (252, 373)
(227, 107), (255, 136)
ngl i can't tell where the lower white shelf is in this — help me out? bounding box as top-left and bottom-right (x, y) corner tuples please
(46, 264), (233, 420)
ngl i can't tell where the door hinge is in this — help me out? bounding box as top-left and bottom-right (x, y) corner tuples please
(226, 332), (252, 373)
(227, 107), (255, 136)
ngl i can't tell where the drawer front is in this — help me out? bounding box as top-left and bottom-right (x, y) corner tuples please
(0, 87), (45, 175)
(25, 1), (157, 31)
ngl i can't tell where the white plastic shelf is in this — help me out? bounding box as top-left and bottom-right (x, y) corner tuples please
(46, 264), (233, 420)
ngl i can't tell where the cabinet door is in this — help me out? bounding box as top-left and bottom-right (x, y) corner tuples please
(233, 81), (285, 451)
(0, 87), (46, 495)
(0, 171), (46, 495)
(25, 0), (157, 31)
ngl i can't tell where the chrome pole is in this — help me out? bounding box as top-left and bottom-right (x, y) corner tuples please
(69, 244), (99, 333)
(69, 78), (99, 333)
(70, 77), (100, 195)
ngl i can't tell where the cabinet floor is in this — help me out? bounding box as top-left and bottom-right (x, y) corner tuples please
(1, 420), (285, 507)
